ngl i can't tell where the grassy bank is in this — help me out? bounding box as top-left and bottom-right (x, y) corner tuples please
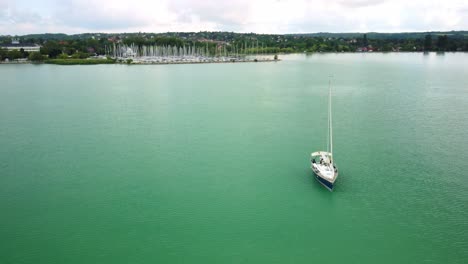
(45, 58), (116, 65)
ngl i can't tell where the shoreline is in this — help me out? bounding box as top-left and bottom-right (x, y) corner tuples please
(1, 51), (465, 65)
(129, 58), (278, 65)
(0, 58), (280, 65)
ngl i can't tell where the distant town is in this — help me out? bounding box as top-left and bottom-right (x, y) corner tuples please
(1, 31), (467, 64)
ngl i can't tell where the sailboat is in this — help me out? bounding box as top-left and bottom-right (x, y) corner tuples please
(311, 80), (338, 191)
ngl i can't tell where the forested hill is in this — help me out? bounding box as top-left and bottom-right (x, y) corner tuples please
(290, 31), (468, 39)
(3, 30), (467, 41)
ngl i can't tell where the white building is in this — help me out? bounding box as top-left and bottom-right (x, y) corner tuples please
(1, 38), (41, 52)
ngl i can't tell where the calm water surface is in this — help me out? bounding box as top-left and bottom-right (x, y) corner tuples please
(1, 53), (468, 263)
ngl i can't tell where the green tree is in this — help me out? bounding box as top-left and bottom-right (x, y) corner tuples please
(28, 52), (44, 61)
(0, 48), (7, 60)
(7, 49), (22, 60)
(71, 52), (89, 59)
(437, 35), (448, 51)
(381, 43), (392, 52)
(424, 34), (432, 51)
(57, 53), (68, 59)
(40, 40), (62, 58)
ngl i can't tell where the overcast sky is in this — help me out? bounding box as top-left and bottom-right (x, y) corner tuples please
(0, 0), (467, 35)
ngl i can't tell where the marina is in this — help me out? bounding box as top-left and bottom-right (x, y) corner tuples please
(106, 43), (277, 64)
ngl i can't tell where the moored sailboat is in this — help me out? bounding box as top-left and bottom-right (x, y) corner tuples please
(311, 80), (338, 191)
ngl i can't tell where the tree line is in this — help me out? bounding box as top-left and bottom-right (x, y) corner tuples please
(1, 31), (467, 61)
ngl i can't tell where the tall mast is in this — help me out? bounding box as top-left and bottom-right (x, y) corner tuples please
(329, 78), (333, 159)
(326, 79), (330, 153)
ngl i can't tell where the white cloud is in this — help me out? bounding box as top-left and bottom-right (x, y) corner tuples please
(0, 0), (467, 35)
(338, 0), (386, 8)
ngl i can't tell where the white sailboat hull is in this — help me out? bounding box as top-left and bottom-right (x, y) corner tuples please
(311, 162), (338, 191)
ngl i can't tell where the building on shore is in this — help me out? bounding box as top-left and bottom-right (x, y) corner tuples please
(0, 38), (41, 52)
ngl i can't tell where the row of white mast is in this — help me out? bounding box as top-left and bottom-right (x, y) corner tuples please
(105, 41), (266, 58)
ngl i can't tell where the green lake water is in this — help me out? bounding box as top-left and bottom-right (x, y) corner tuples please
(1, 53), (468, 263)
